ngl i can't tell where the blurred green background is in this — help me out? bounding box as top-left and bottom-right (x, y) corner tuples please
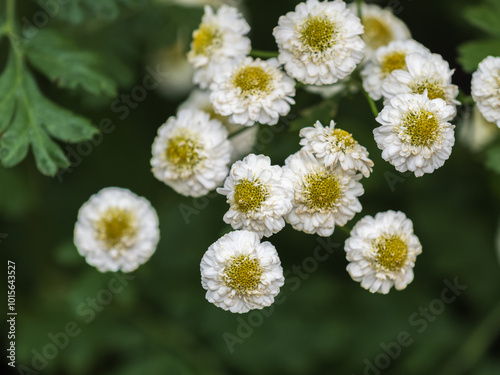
(1, 0), (500, 374)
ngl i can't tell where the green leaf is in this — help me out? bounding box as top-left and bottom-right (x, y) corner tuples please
(0, 52), (98, 176)
(288, 100), (338, 132)
(464, 0), (500, 37)
(485, 143), (500, 174)
(457, 38), (500, 72)
(47, 0), (145, 25)
(25, 30), (117, 96)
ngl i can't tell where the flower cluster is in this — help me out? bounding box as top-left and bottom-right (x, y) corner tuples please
(73, 0), (484, 311)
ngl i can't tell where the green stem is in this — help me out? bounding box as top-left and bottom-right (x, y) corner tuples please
(6, 0), (15, 32)
(228, 125), (251, 139)
(440, 299), (500, 375)
(250, 49), (279, 59)
(337, 225), (351, 236)
(356, 0), (363, 19)
(362, 87), (379, 117)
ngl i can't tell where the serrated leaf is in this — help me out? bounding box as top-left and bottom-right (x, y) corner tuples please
(457, 38), (500, 72)
(25, 30), (117, 96)
(464, 0), (500, 37)
(485, 143), (500, 174)
(288, 100), (337, 132)
(0, 52), (98, 176)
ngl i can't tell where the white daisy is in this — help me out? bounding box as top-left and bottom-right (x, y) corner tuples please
(210, 57), (296, 126)
(349, 3), (411, 60)
(273, 0), (365, 85)
(74, 187), (160, 273)
(374, 92), (456, 177)
(200, 230), (285, 313)
(151, 109), (232, 197)
(382, 52), (459, 109)
(188, 5), (251, 89)
(344, 210), (422, 294)
(471, 55), (500, 127)
(299, 120), (374, 177)
(361, 39), (430, 101)
(179, 89), (258, 161)
(282, 150), (364, 237)
(217, 154), (293, 238)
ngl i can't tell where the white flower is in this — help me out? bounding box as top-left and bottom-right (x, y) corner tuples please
(282, 150), (363, 237)
(179, 89), (258, 161)
(299, 120), (374, 177)
(74, 187), (160, 273)
(471, 55), (500, 127)
(273, 0), (365, 85)
(374, 92), (455, 177)
(210, 57), (295, 126)
(217, 154), (293, 238)
(188, 5), (251, 89)
(349, 3), (411, 60)
(344, 210), (422, 294)
(151, 109), (232, 197)
(361, 39), (430, 101)
(382, 52), (459, 109)
(200, 230), (285, 313)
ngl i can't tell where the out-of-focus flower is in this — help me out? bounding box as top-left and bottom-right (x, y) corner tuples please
(459, 105), (499, 152)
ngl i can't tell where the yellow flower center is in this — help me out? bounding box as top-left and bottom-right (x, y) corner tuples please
(232, 66), (273, 96)
(165, 135), (202, 168)
(363, 16), (393, 49)
(299, 16), (336, 52)
(95, 208), (138, 250)
(374, 235), (408, 272)
(192, 24), (221, 55)
(233, 179), (268, 213)
(331, 128), (356, 151)
(224, 255), (263, 294)
(410, 81), (446, 101)
(381, 51), (407, 74)
(403, 109), (440, 147)
(304, 171), (341, 211)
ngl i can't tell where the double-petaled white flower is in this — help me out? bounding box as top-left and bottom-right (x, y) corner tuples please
(374, 92), (455, 177)
(361, 39), (430, 101)
(282, 150), (364, 237)
(273, 0), (365, 85)
(74, 187), (160, 273)
(210, 57), (295, 126)
(299, 120), (374, 177)
(217, 154), (293, 238)
(382, 52), (459, 110)
(471, 55), (500, 127)
(344, 210), (422, 294)
(200, 230), (285, 313)
(151, 109), (232, 197)
(188, 5), (251, 88)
